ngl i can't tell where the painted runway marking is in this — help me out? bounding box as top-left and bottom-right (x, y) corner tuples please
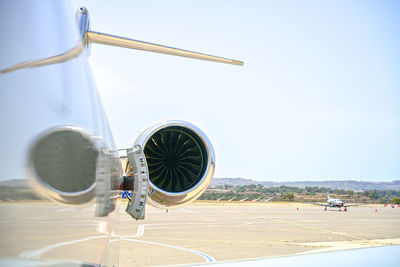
(124, 224), (145, 237)
(20, 222), (223, 258)
(20, 235), (108, 259)
(23, 218), (355, 261)
(121, 238), (215, 263)
(123, 222), (227, 238)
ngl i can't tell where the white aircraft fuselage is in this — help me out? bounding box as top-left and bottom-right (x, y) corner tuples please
(327, 197), (345, 208)
(313, 195), (360, 211)
(0, 1), (242, 265)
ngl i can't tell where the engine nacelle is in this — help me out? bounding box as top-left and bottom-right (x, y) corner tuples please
(131, 120), (215, 209)
(26, 126), (121, 212)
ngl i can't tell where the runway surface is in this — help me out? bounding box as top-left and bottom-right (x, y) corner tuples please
(1, 201), (399, 266)
(119, 202), (400, 266)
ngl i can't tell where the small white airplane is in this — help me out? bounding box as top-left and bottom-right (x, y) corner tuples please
(311, 194), (361, 211)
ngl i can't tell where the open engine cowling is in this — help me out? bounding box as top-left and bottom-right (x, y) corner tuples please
(133, 120), (215, 209)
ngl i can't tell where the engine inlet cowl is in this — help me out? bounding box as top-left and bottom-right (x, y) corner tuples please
(134, 120), (215, 209)
(27, 126), (100, 205)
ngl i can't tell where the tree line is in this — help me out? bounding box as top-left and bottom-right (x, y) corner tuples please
(198, 184), (400, 204)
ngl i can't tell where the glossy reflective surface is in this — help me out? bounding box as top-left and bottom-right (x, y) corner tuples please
(0, 1), (122, 265)
(87, 31), (244, 66)
(190, 245), (400, 267)
(134, 120), (215, 209)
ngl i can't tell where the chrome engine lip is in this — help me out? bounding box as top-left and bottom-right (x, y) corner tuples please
(134, 120), (215, 197)
(26, 125), (100, 205)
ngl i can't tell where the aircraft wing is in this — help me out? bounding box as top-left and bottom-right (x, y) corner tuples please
(344, 203), (363, 207)
(309, 203), (329, 207)
(87, 31), (244, 66)
(188, 245), (400, 267)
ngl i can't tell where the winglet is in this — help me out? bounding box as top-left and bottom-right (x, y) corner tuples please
(78, 6), (243, 66)
(0, 7), (243, 74)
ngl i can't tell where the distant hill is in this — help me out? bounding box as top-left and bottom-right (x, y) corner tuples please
(211, 178), (400, 191)
(1, 178), (399, 192)
(0, 179), (41, 201)
(0, 179), (28, 187)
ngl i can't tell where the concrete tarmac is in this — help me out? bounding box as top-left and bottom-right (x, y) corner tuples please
(119, 202), (400, 266)
(1, 201), (399, 266)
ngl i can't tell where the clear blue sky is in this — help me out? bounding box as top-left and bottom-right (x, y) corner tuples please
(76, 0), (400, 181)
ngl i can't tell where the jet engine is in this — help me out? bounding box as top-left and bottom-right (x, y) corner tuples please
(26, 125), (121, 216)
(127, 120), (215, 209)
(26, 126), (100, 205)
